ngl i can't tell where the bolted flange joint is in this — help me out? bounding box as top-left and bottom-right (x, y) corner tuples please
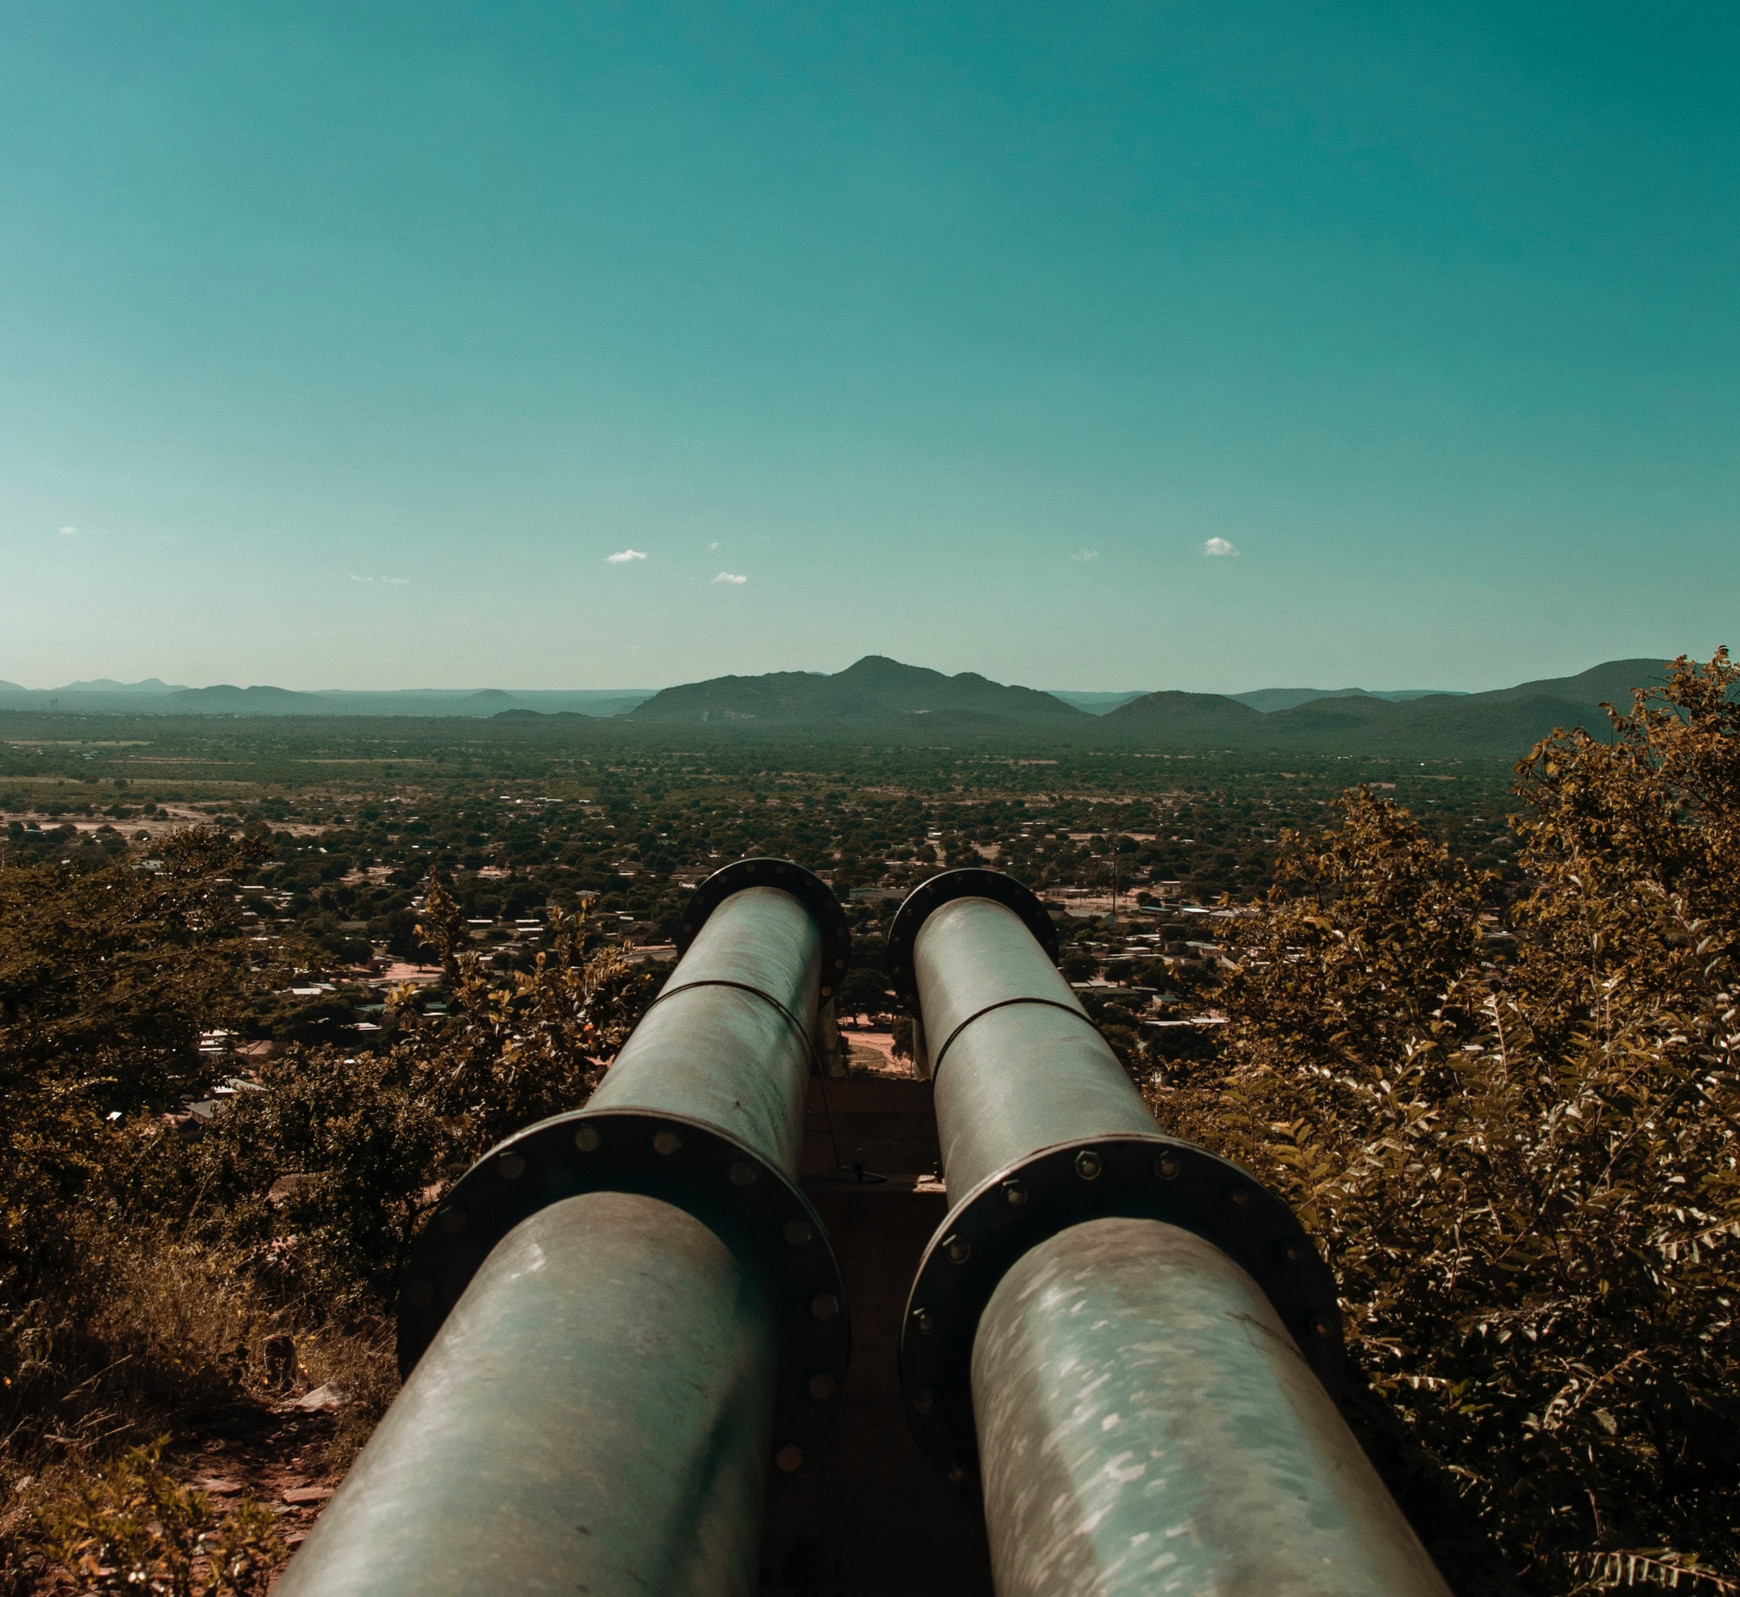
(397, 857), (853, 1483)
(398, 1106), (850, 1482)
(899, 1132), (1344, 1488)
(677, 857), (853, 1002)
(884, 868), (1060, 1017)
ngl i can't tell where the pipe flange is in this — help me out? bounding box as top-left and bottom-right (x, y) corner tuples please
(398, 1107), (851, 1481)
(898, 1133), (1344, 1488)
(676, 858), (853, 1002)
(885, 869), (1060, 1015)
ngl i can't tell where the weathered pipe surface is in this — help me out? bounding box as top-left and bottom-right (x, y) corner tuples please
(289, 863), (845, 1597)
(913, 895), (1154, 1205)
(587, 881), (824, 1177)
(973, 1217), (1450, 1597)
(277, 1190), (779, 1597)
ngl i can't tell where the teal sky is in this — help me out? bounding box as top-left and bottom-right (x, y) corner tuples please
(2, 1), (1736, 693)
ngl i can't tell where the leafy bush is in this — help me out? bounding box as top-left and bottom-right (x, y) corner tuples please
(0, 838), (652, 1587)
(191, 874), (653, 1305)
(39, 1439), (281, 1596)
(1158, 652), (1740, 1593)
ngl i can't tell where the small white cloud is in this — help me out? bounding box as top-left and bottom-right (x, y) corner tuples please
(349, 573), (374, 583)
(1072, 549), (1099, 562)
(58, 525), (77, 537)
(382, 576), (411, 586)
(605, 549), (647, 564)
(1203, 536), (1239, 557)
(708, 541), (719, 551)
(713, 571), (748, 585)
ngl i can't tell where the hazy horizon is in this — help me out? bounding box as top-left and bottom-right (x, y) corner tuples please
(3, 3), (1735, 691)
(0, 649), (1670, 698)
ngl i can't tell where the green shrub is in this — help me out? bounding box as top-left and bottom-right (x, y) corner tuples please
(1158, 652), (1740, 1593)
(40, 1439), (281, 1596)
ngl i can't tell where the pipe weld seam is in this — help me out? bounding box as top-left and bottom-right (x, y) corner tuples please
(642, 977), (823, 1074)
(930, 995), (1096, 1079)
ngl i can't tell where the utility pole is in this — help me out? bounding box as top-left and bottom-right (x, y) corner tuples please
(1110, 825), (1118, 924)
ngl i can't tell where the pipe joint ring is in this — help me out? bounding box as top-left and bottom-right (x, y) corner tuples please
(675, 857), (852, 1000)
(898, 1132), (1344, 1486)
(398, 1106), (851, 1480)
(885, 869), (1060, 1014)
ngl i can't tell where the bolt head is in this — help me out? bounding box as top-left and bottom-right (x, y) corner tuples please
(437, 1207), (467, 1236)
(1155, 1152), (1181, 1180)
(774, 1444), (804, 1473)
(1227, 1185), (1251, 1209)
(783, 1218), (813, 1247)
(652, 1129), (682, 1156)
(944, 1461), (966, 1485)
(573, 1124), (602, 1153)
(1311, 1314), (1335, 1339)
(911, 1386), (936, 1414)
(807, 1371), (838, 1402)
(498, 1152), (526, 1181)
(727, 1160), (757, 1188)
(1075, 1149), (1103, 1181)
(809, 1292), (841, 1323)
(945, 1235), (972, 1266)
(1282, 1242), (1304, 1264)
(914, 1307), (937, 1335)
(1002, 1181), (1028, 1209)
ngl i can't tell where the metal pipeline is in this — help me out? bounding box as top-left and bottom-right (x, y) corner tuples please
(887, 869), (1451, 1597)
(276, 859), (853, 1597)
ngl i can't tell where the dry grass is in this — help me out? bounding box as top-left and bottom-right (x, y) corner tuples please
(0, 1234), (397, 1591)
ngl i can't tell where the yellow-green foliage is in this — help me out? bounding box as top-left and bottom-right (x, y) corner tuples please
(39, 1440), (281, 1596)
(1158, 652), (1740, 1593)
(189, 875), (653, 1305)
(0, 828), (275, 1291)
(0, 831), (652, 1584)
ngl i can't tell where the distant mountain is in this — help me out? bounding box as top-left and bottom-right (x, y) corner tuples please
(1482, 658), (1669, 707)
(1241, 659), (1675, 754)
(629, 655), (1085, 727)
(164, 685), (328, 712)
(1231, 686), (1465, 713)
(247, 688), (654, 717)
(568, 694), (653, 719)
(55, 677), (185, 693)
(1073, 658), (1681, 753)
(0, 683), (655, 717)
(1104, 691), (1266, 732)
(0, 655), (1693, 755)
